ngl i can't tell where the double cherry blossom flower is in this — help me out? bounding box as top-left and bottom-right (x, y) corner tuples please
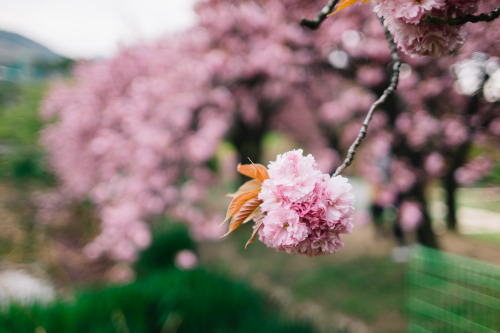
(222, 150), (355, 256)
(333, 0), (481, 57)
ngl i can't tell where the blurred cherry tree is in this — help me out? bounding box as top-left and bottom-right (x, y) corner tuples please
(40, 0), (500, 270)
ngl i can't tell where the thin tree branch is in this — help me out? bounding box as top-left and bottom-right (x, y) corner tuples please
(301, 0), (340, 30)
(333, 17), (401, 177)
(422, 6), (500, 26)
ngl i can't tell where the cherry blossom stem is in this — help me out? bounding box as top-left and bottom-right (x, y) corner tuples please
(333, 17), (401, 177)
(422, 6), (500, 26)
(300, 0), (340, 30)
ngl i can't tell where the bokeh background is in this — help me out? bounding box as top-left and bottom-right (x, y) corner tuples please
(0, 0), (499, 332)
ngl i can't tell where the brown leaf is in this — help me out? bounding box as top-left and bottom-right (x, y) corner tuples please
(227, 179), (262, 198)
(331, 0), (370, 15)
(223, 189), (260, 224)
(237, 163), (269, 183)
(245, 213), (264, 249)
(242, 208), (259, 224)
(225, 197), (262, 236)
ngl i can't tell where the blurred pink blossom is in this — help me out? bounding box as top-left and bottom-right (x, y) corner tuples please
(174, 250), (198, 270)
(443, 118), (468, 146)
(425, 153), (445, 177)
(399, 200), (423, 231)
(357, 65), (386, 87)
(374, 186), (397, 207)
(391, 161), (418, 193)
(455, 155), (493, 185)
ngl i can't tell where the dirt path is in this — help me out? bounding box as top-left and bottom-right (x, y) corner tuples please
(440, 231), (500, 265)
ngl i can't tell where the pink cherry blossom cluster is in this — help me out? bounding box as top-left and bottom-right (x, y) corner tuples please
(37, 0), (500, 264)
(257, 150), (355, 256)
(40, 0), (346, 263)
(374, 0), (481, 57)
(42, 44), (232, 262)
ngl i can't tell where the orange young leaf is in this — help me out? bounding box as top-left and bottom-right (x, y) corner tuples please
(223, 189), (260, 224)
(245, 213), (264, 249)
(224, 197), (262, 236)
(237, 163), (269, 183)
(227, 179), (262, 198)
(242, 208), (259, 224)
(331, 0), (370, 15)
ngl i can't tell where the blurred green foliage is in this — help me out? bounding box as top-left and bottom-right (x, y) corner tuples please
(0, 269), (316, 333)
(32, 58), (74, 78)
(0, 219), (317, 333)
(0, 81), (21, 107)
(0, 82), (44, 144)
(0, 82), (52, 181)
(135, 221), (196, 275)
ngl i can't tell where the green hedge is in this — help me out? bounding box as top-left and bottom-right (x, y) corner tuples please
(0, 268), (316, 333)
(0, 223), (316, 333)
(135, 222), (196, 275)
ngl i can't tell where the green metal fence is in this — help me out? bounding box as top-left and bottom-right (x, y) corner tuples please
(407, 246), (500, 333)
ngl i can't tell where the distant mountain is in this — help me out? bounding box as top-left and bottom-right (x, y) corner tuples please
(0, 30), (64, 65)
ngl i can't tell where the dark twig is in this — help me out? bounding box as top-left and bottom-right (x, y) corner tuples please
(333, 17), (401, 177)
(301, 0), (340, 30)
(423, 6), (500, 26)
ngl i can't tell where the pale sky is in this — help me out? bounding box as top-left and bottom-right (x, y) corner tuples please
(0, 0), (198, 59)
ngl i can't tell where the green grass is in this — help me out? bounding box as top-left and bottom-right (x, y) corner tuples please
(0, 82), (46, 145)
(467, 233), (500, 247)
(200, 227), (407, 332)
(456, 187), (500, 213)
(0, 82), (52, 181)
(290, 257), (406, 322)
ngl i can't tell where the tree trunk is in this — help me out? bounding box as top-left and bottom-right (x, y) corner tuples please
(416, 213), (439, 248)
(229, 114), (266, 165)
(442, 90), (480, 230)
(444, 171), (458, 231)
(415, 182), (439, 248)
